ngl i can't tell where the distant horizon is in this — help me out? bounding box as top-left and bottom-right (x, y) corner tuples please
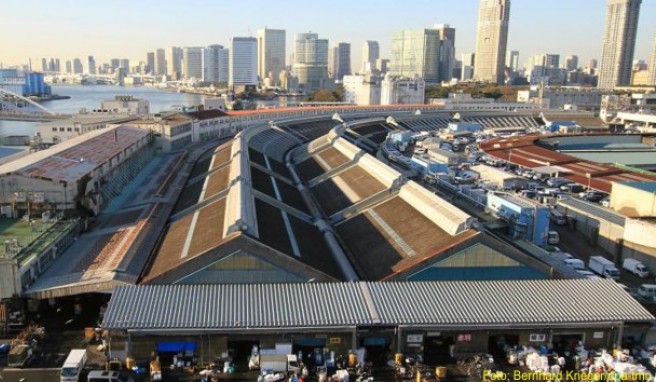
(1, 0), (655, 71)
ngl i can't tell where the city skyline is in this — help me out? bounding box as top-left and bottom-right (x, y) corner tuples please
(1, 0), (656, 71)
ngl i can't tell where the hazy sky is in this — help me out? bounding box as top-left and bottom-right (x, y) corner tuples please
(1, 0), (655, 69)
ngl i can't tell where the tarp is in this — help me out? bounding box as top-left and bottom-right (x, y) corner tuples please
(156, 341), (197, 353)
(294, 338), (326, 347)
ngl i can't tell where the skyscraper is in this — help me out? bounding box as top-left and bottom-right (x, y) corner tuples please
(598, 0), (642, 89)
(87, 56), (96, 75)
(329, 42), (351, 81)
(166, 47), (183, 80)
(110, 59), (121, 69)
(230, 37), (258, 87)
(650, 31), (656, 85)
(73, 58), (83, 74)
(65, 60), (72, 74)
(183, 47), (204, 80)
(390, 28), (441, 84)
(506, 50), (519, 72)
(257, 28), (286, 83)
(461, 53), (475, 80)
(293, 33), (329, 91)
(155, 48), (167, 76)
(563, 55), (579, 71)
(435, 24), (456, 82)
(146, 52), (155, 74)
(205, 44), (229, 83)
(473, 0), (511, 84)
(361, 41), (380, 73)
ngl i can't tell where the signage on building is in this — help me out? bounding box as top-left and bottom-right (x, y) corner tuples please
(406, 334), (423, 344)
(593, 332), (604, 339)
(529, 334), (547, 342)
(13, 192), (26, 202)
(30, 192), (45, 203)
(457, 334), (472, 342)
(329, 337), (341, 344)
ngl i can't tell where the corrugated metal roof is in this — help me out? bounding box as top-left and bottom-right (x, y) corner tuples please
(103, 283), (372, 330)
(367, 280), (652, 325)
(558, 198), (626, 227)
(102, 280), (653, 330)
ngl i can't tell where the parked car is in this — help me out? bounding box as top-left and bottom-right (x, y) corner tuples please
(579, 191), (607, 203)
(601, 197), (611, 207)
(546, 177), (570, 187)
(560, 183), (584, 193)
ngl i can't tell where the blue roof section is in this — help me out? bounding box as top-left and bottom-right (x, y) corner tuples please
(619, 181), (656, 193)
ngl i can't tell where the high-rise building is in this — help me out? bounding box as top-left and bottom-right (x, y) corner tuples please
(390, 28), (441, 84)
(183, 47), (204, 80)
(342, 74), (381, 105)
(362, 40), (380, 73)
(87, 56), (96, 75)
(120, 59), (130, 70)
(41, 58), (48, 72)
(146, 52), (155, 74)
(155, 49), (167, 76)
(329, 42), (351, 81)
(166, 47), (183, 80)
(461, 53), (475, 80)
(73, 58), (83, 74)
(563, 55), (579, 71)
(377, 58), (390, 75)
(230, 37), (258, 87)
(293, 33), (329, 91)
(598, 0), (642, 89)
(435, 24), (456, 82)
(506, 50), (519, 72)
(205, 44), (229, 83)
(257, 28), (286, 83)
(381, 75), (426, 105)
(650, 31), (656, 85)
(474, 0), (511, 84)
(65, 60), (72, 74)
(110, 59), (121, 69)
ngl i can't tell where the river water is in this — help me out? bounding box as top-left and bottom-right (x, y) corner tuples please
(0, 85), (292, 137)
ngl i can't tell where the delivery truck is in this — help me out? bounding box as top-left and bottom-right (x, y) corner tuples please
(622, 258), (650, 278)
(588, 256), (620, 280)
(258, 354), (299, 373)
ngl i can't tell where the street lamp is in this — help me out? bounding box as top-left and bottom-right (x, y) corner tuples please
(585, 172), (592, 190)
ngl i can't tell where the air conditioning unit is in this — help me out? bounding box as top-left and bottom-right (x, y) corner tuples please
(529, 334), (547, 342)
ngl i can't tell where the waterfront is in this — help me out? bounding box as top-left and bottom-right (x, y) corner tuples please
(0, 85), (204, 137)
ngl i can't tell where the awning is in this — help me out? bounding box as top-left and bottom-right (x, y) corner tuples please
(156, 341), (197, 353)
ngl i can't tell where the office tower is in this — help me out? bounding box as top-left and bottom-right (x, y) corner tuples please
(257, 28), (286, 83)
(87, 56), (96, 75)
(650, 31), (656, 85)
(41, 58), (47, 72)
(563, 55), (579, 71)
(329, 42), (351, 81)
(204, 44), (229, 83)
(435, 24), (456, 82)
(73, 58), (83, 74)
(598, 0), (642, 89)
(146, 52), (155, 74)
(506, 50), (519, 72)
(461, 53), (475, 80)
(377, 58), (390, 75)
(120, 59), (130, 71)
(474, 0), (511, 84)
(155, 48), (167, 76)
(65, 60), (72, 74)
(293, 33), (329, 91)
(229, 37), (258, 86)
(183, 47), (204, 80)
(110, 59), (120, 69)
(362, 40), (380, 73)
(166, 47), (183, 80)
(390, 28), (441, 84)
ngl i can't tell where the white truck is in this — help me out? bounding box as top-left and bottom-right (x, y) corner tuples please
(588, 256), (620, 280)
(547, 231), (560, 244)
(622, 258), (650, 278)
(258, 354), (299, 373)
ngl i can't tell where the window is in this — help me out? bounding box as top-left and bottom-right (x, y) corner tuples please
(67, 128), (72, 132)
(52, 127), (57, 132)
(59, 127), (65, 132)
(74, 128), (80, 132)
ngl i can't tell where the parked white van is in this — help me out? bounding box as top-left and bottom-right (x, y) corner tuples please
(623, 258), (650, 278)
(60, 349), (87, 382)
(87, 370), (131, 382)
(563, 259), (585, 270)
(636, 284), (656, 301)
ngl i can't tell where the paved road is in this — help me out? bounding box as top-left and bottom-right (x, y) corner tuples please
(0, 368), (60, 382)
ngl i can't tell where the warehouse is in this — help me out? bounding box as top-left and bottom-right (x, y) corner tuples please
(471, 164), (528, 190)
(101, 280), (654, 368)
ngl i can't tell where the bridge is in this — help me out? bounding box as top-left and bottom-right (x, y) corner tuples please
(0, 87), (67, 121)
